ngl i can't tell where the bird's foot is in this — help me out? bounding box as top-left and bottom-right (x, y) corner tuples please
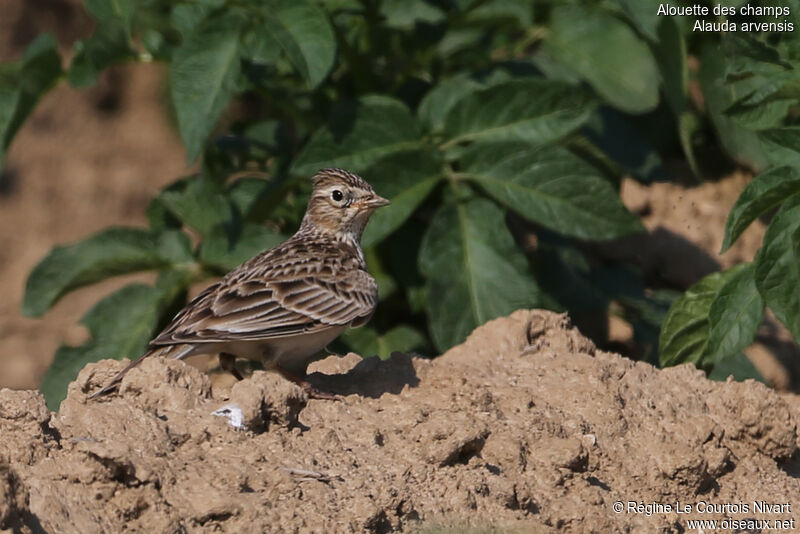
(219, 352), (244, 381)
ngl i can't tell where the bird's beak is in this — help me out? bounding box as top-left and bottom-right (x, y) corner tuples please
(359, 194), (391, 209)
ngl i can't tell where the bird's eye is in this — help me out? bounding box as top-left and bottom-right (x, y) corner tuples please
(331, 189), (344, 202)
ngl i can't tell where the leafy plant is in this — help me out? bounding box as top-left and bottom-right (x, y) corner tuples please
(3, 0), (798, 407)
(658, 24), (800, 375)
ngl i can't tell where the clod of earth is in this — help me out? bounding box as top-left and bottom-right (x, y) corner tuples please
(1, 310), (798, 533)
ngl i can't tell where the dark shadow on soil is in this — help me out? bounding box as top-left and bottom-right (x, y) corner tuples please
(307, 352), (420, 398)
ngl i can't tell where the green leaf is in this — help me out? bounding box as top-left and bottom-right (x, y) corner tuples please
(146, 195), (183, 232)
(461, 142), (643, 240)
(361, 150), (443, 248)
(707, 352), (765, 383)
(727, 99), (796, 131)
(158, 176), (235, 236)
(68, 25), (135, 87)
(442, 78), (595, 147)
(418, 74), (483, 133)
(754, 194), (800, 341)
(171, 20), (243, 162)
(380, 0), (445, 29)
(23, 228), (176, 317)
(200, 223), (285, 271)
(85, 0), (136, 33)
(0, 34), (62, 170)
(659, 267), (743, 367)
(341, 325), (426, 359)
(654, 18), (688, 115)
(760, 127), (800, 169)
(155, 229), (195, 265)
(464, 0), (533, 26)
(40, 272), (190, 410)
(610, 0), (660, 40)
(651, 19), (700, 176)
(256, 0), (336, 86)
(419, 196), (543, 351)
(700, 45), (769, 171)
(543, 5), (659, 113)
(706, 263), (764, 365)
(292, 96), (422, 176)
(721, 166), (800, 252)
(171, 0), (226, 37)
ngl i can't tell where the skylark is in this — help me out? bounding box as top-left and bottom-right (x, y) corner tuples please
(90, 168), (389, 399)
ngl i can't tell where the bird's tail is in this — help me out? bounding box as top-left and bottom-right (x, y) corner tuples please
(88, 344), (194, 399)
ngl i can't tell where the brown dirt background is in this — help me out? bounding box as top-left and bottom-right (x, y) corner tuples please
(2, 2), (800, 532)
(2, 310), (799, 533)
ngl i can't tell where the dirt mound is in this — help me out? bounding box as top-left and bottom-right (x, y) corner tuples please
(1, 310), (798, 533)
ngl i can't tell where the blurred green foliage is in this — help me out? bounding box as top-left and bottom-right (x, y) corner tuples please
(1, 0), (798, 407)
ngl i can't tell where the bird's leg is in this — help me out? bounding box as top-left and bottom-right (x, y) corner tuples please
(275, 366), (339, 401)
(219, 352), (244, 381)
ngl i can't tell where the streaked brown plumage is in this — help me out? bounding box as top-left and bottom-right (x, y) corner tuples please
(90, 168), (389, 399)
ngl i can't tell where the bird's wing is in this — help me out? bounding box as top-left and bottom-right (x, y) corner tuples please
(150, 246), (377, 345)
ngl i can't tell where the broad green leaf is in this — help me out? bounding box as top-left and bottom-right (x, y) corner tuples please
(464, 0), (533, 26)
(707, 352), (765, 383)
(292, 96), (422, 176)
(700, 45), (769, 171)
(706, 263), (764, 365)
(721, 166), (800, 252)
(654, 18), (688, 115)
(85, 0), (136, 33)
(652, 19), (700, 176)
(361, 150), (443, 248)
(727, 99), (796, 131)
(442, 78), (595, 147)
(171, 0), (226, 37)
(754, 194), (800, 341)
(23, 228), (176, 317)
(760, 127), (800, 169)
(729, 74), (800, 111)
(419, 197), (542, 351)
(171, 20), (242, 162)
(0, 35), (62, 170)
(158, 176), (235, 236)
(543, 6), (659, 113)
(723, 34), (791, 76)
(257, 0), (336, 86)
(240, 28), (283, 65)
(610, 0), (660, 40)
(659, 268), (743, 367)
(40, 272), (190, 409)
(341, 325), (427, 359)
(380, 0), (445, 29)
(200, 223), (284, 271)
(418, 74), (483, 133)
(462, 142), (643, 240)
(155, 229), (195, 265)
(147, 195), (183, 232)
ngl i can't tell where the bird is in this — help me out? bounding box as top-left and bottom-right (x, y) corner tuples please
(90, 168), (390, 399)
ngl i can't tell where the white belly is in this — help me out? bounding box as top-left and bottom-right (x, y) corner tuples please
(184, 326), (348, 373)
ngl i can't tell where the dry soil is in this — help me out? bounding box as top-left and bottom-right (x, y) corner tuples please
(2, 310), (798, 533)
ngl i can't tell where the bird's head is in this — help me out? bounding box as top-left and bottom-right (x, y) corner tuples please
(299, 168), (390, 242)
